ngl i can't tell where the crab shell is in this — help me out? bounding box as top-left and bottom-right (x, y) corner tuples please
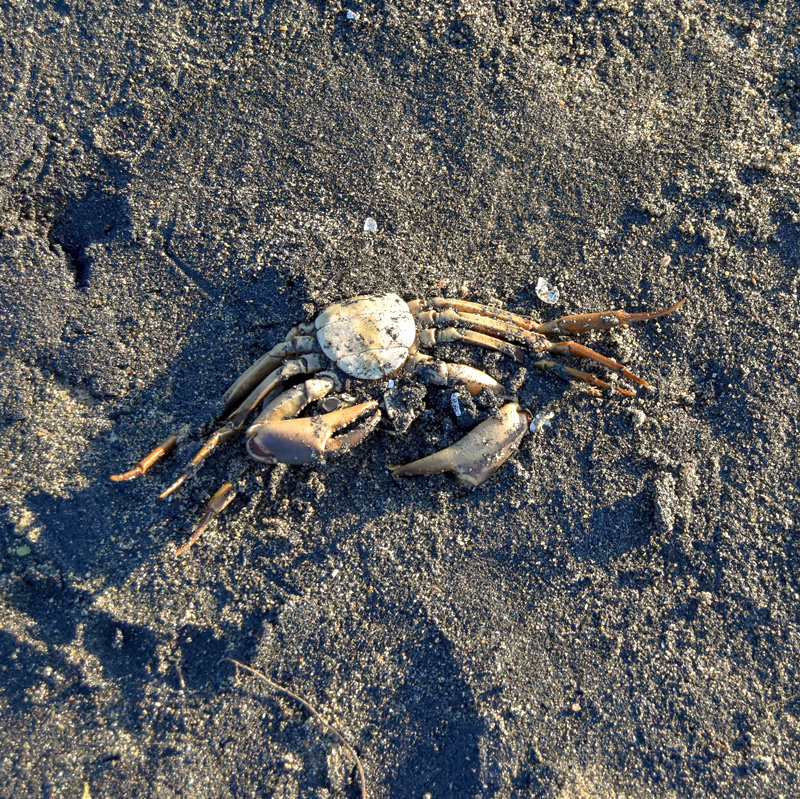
(314, 293), (417, 379)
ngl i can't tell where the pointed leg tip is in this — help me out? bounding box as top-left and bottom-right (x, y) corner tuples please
(110, 468), (140, 482)
(624, 371), (649, 387)
(173, 538), (196, 557)
(159, 473), (188, 499)
(173, 511), (213, 556)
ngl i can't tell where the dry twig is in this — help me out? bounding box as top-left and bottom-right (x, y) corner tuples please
(223, 658), (367, 799)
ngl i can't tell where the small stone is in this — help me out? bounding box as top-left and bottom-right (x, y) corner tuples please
(15, 545), (31, 556)
(529, 410), (554, 432)
(630, 408), (646, 427)
(363, 217), (377, 232)
(535, 277), (559, 304)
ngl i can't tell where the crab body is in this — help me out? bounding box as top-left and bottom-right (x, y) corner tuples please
(112, 291), (685, 554)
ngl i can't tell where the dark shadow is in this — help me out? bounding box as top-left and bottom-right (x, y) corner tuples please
(575, 492), (654, 564)
(385, 624), (483, 797)
(0, 631), (49, 704)
(47, 187), (131, 289)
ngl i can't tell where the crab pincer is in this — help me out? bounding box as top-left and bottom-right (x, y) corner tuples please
(247, 400), (382, 465)
(390, 403), (531, 487)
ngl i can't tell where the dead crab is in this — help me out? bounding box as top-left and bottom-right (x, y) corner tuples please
(112, 292), (685, 554)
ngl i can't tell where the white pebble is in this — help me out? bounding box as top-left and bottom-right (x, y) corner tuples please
(535, 277), (559, 304)
(530, 410), (554, 432)
(363, 217), (377, 232)
(630, 408), (646, 427)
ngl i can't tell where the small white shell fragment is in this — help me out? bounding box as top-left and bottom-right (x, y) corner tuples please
(630, 408), (646, 427)
(529, 410), (554, 432)
(450, 392), (462, 417)
(346, 9), (359, 19)
(535, 277), (559, 304)
(363, 217), (377, 232)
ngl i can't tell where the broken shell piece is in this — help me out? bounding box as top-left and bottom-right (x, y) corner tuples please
(529, 409), (555, 432)
(536, 277), (560, 305)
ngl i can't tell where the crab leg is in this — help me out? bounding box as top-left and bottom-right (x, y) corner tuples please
(110, 425), (192, 482)
(221, 327), (317, 417)
(409, 298), (541, 331)
(536, 298), (686, 335)
(532, 359), (635, 396)
(405, 353), (507, 396)
(390, 403), (531, 487)
(418, 327), (526, 362)
(411, 297), (686, 336)
(159, 355), (326, 497)
(173, 397), (381, 556)
(416, 308), (649, 389)
(174, 480), (237, 556)
(418, 324), (636, 395)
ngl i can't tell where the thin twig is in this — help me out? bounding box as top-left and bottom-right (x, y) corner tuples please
(222, 658), (367, 799)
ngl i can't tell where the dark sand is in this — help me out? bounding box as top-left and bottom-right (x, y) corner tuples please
(1, 1), (799, 797)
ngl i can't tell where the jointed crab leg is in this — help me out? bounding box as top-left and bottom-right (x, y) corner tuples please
(174, 402), (381, 556)
(420, 324), (637, 394)
(536, 298), (686, 335)
(159, 355), (326, 497)
(545, 342), (647, 385)
(174, 480), (237, 556)
(409, 298), (541, 331)
(412, 297), (686, 336)
(221, 325), (317, 417)
(532, 359), (635, 396)
(416, 308), (648, 389)
(405, 353), (506, 396)
(110, 425), (191, 482)
(418, 327), (526, 362)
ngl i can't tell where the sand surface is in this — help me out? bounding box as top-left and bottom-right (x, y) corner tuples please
(1, 1), (799, 797)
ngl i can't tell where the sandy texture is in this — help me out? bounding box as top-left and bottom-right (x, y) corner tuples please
(1, 1), (799, 797)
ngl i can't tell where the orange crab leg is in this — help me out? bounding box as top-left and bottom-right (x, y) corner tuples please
(546, 342), (648, 386)
(536, 298), (686, 335)
(221, 327), (317, 417)
(110, 425), (190, 481)
(174, 480), (237, 556)
(416, 308), (649, 387)
(158, 356), (326, 498)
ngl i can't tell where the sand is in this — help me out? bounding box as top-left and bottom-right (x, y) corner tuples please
(1, 1), (799, 796)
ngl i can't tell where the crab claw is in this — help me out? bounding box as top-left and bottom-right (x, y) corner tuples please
(246, 401), (381, 465)
(390, 403), (531, 487)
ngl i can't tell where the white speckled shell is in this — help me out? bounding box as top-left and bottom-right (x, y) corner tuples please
(315, 293), (416, 380)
